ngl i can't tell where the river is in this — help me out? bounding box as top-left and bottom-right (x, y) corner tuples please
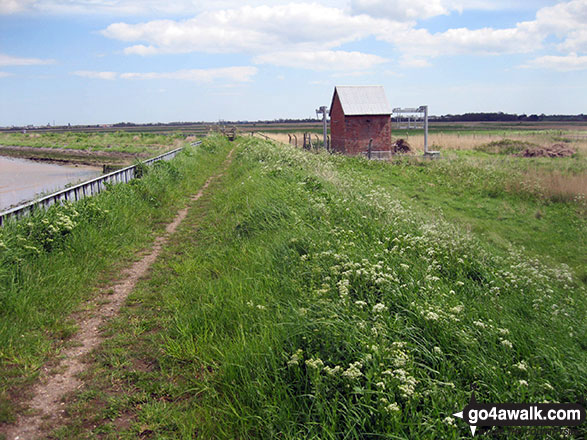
(0, 155), (102, 212)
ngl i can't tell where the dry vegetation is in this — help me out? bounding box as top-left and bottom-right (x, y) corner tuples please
(260, 129), (587, 155)
(258, 131), (317, 146)
(260, 128), (587, 204)
(399, 132), (587, 154)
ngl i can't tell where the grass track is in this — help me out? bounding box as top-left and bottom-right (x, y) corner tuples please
(0, 137), (233, 426)
(43, 137), (585, 439)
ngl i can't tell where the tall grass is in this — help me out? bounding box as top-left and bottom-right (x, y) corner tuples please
(506, 170), (587, 205)
(400, 131), (587, 154)
(0, 136), (231, 422)
(0, 131), (185, 155)
(75, 137), (585, 438)
(262, 129), (587, 156)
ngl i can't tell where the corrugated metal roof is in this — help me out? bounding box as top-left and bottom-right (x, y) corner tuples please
(330, 85), (392, 116)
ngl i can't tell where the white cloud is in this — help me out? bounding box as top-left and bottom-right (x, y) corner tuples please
(120, 66), (258, 82)
(96, 1), (587, 72)
(558, 28), (587, 53)
(0, 0), (211, 15)
(350, 0), (457, 20)
(0, 1), (346, 16)
(253, 50), (387, 71)
(0, 53), (55, 66)
(522, 53), (587, 71)
(384, 25), (538, 58)
(530, 0), (587, 35)
(398, 56), (431, 68)
(348, 0), (551, 20)
(533, 0), (587, 54)
(2, 0), (547, 16)
(369, 0), (587, 61)
(0, 71), (13, 78)
(72, 70), (117, 80)
(102, 3), (397, 55)
(0, 0), (34, 14)
(71, 67), (258, 82)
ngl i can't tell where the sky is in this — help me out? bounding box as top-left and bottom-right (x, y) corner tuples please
(0, 0), (586, 125)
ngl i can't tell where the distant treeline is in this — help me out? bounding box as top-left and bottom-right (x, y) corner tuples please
(4, 114), (586, 131)
(111, 118), (320, 127)
(428, 113), (586, 122)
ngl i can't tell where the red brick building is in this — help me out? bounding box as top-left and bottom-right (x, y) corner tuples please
(329, 85), (392, 155)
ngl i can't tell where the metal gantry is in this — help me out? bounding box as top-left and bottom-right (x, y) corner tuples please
(392, 105), (434, 155)
(315, 106), (329, 150)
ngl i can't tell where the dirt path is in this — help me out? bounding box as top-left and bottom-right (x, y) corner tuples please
(0, 145), (147, 167)
(1, 147), (236, 440)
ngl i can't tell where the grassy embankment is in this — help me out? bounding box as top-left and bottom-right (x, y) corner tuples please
(0, 132), (189, 167)
(264, 129), (586, 278)
(0, 138), (233, 424)
(40, 136), (585, 438)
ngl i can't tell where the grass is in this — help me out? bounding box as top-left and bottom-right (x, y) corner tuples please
(0, 136), (233, 424)
(37, 136), (585, 439)
(0, 131), (188, 155)
(397, 130), (587, 155)
(474, 139), (541, 155)
(353, 152), (586, 280)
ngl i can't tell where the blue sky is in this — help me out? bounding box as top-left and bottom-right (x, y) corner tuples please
(0, 0), (585, 125)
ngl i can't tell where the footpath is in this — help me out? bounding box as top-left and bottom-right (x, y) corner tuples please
(1, 147), (236, 440)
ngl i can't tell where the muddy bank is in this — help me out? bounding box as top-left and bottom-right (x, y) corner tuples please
(0, 145), (150, 167)
(0, 156), (102, 211)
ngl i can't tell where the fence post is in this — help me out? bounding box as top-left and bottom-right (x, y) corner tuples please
(368, 139), (373, 160)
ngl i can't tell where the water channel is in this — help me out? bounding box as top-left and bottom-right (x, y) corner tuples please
(0, 155), (102, 212)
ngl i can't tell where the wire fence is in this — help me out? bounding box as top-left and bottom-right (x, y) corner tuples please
(0, 143), (200, 227)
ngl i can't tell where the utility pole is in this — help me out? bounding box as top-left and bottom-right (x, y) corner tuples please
(421, 105), (428, 154)
(315, 106), (329, 150)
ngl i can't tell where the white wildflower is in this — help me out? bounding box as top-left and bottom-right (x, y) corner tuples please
(372, 303), (387, 314)
(385, 402), (400, 414)
(424, 311), (439, 321)
(514, 361), (528, 371)
(323, 365), (342, 376)
(305, 358), (324, 370)
(450, 305), (463, 314)
(342, 361), (363, 380)
(287, 349), (303, 367)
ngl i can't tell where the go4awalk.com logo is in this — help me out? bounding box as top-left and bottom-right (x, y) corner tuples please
(452, 393), (586, 436)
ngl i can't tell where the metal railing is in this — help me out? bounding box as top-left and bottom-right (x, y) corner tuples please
(362, 150), (392, 160)
(0, 143), (200, 226)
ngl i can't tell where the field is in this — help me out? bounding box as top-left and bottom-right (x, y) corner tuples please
(0, 126), (585, 438)
(0, 132), (191, 166)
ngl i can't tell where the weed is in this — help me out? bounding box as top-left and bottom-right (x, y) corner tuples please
(55, 137), (585, 439)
